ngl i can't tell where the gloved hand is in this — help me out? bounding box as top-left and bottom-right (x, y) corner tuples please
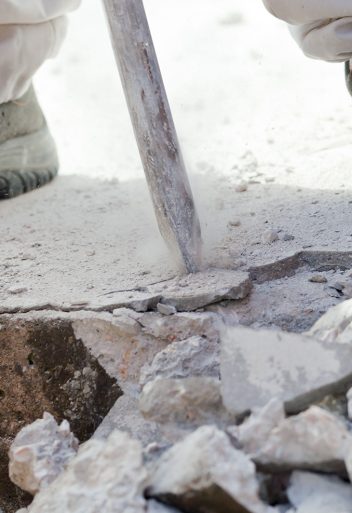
(262, 0), (352, 62)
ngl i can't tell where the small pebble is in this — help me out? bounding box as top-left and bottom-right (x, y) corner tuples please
(330, 281), (345, 292)
(157, 303), (177, 316)
(309, 275), (327, 284)
(228, 219), (241, 227)
(280, 233), (295, 242)
(234, 181), (248, 193)
(262, 229), (279, 244)
(326, 287), (341, 298)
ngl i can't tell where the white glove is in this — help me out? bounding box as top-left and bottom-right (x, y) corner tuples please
(263, 0), (352, 62)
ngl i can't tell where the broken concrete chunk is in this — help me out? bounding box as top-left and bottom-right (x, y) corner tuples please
(253, 406), (352, 474)
(25, 430), (147, 513)
(9, 412), (78, 495)
(98, 270), (250, 313)
(139, 311), (219, 343)
(228, 399), (285, 454)
(111, 307), (142, 334)
(93, 395), (163, 447)
(309, 274), (327, 284)
(148, 269), (251, 311)
(93, 395), (188, 451)
(308, 298), (352, 343)
(287, 471), (352, 512)
(156, 304), (177, 316)
(72, 317), (166, 393)
(139, 335), (219, 387)
(148, 426), (274, 513)
(140, 377), (231, 427)
(105, 290), (162, 313)
(262, 230), (279, 244)
(221, 325), (352, 415)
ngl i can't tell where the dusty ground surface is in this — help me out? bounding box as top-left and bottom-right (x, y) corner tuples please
(1, 0), (352, 310)
(2, 2), (352, 512)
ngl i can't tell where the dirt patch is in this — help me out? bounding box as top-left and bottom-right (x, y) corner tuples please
(0, 320), (122, 513)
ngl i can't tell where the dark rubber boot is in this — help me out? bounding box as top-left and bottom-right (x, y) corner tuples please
(0, 86), (58, 199)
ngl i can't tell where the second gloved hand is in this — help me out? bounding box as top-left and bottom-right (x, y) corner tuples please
(262, 0), (352, 62)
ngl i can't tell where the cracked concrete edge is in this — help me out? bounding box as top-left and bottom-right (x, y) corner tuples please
(249, 250), (352, 284)
(2, 250), (352, 315)
(0, 270), (252, 315)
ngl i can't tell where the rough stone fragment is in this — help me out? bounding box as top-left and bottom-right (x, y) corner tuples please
(148, 269), (251, 311)
(280, 233), (294, 242)
(148, 426), (274, 513)
(234, 181), (248, 192)
(139, 336), (219, 387)
(156, 304), (177, 316)
(140, 378), (231, 427)
(309, 274), (327, 283)
(9, 412), (78, 495)
(93, 395), (163, 448)
(147, 500), (181, 512)
(308, 298), (352, 343)
(72, 317), (167, 393)
(262, 230), (279, 244)
(253, 406), (352, 474)
(228, 219), (241, 227)
(228, 399), (285, 454)
(221, 325), (352, 415)
(25, 431), (147, 513)
(7, 285), (28, 295)
(112, 308), (142, 334)
(139, 312), (218, 343)
(98, 290), (162, 313)
(287, 471), (352, 512)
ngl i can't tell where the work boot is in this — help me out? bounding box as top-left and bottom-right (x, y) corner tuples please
(0, 85), (58, 199)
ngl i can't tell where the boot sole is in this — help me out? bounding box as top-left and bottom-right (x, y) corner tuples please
(0, 125), (59, 199)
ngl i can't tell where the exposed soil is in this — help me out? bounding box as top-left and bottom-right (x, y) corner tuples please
(0, 320), (122, 513)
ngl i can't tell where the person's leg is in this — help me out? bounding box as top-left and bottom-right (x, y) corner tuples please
(0, 0), (80, 199)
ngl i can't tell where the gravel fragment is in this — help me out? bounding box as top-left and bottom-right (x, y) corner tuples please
(157, 303), (177, 316)
(234, 181), (248, 192)
(309, 275), (327, 284)
(262, 230), (279, 244)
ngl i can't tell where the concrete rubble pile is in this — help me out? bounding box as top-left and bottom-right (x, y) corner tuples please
(8, 298), (352, 513)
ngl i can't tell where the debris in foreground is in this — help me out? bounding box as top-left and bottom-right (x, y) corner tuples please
(147, 426), (274, 513)
(221, 325), (352, 415)
(7, 298), (352, 513)
(18, 431), (147, 513)
(9, 413), (78, 495)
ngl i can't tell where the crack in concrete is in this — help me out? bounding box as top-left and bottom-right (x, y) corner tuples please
(2, 252), (352, 316)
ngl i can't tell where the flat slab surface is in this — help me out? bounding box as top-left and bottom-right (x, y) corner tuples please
(1, 1), (352, 311)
